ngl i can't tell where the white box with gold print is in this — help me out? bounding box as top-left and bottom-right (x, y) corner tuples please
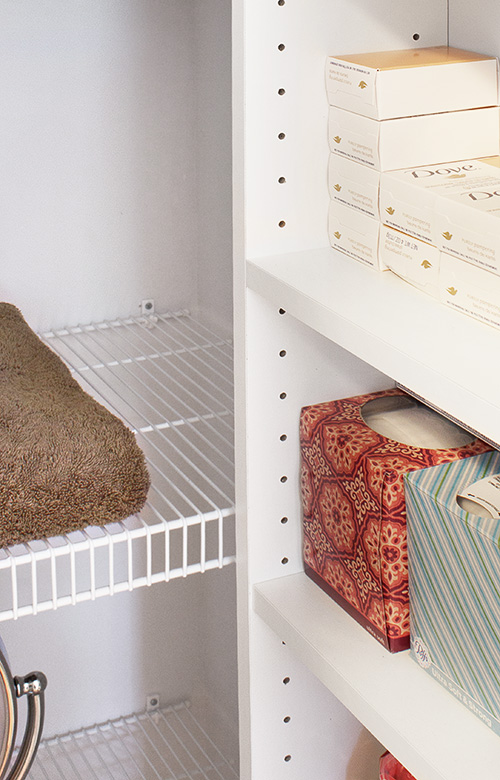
(380, 226), (439, 297)
(327, 155), (381, 219)
(380, 159), (497, 244)
(326, 47), (499, 120)
(437, 160), (500, 275)
(328, 201), (384, 270)
(328, 106), (500, 172)
(440, 252), (500, 330)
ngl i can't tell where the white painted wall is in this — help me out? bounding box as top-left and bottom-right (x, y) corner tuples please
(0, 0), (233, 334)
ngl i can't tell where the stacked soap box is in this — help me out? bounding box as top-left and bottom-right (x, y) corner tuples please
(381, 156), (500, 328)
(326, 47), (500, 272)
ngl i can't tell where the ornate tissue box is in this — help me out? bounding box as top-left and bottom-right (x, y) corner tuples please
(300, 388), (489, 651)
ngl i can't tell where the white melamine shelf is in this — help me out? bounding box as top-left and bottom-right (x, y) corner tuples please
(254, 572), (500, 780)
(247, 248), (500, 447)
(29, 701), (238, 780)
(0, 312), (235, 621)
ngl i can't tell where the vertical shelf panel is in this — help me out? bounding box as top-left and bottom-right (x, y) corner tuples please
(234, 1), (449, 778)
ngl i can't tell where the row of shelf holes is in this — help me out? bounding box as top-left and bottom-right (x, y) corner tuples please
(283, 675), (291, 762)
(278, 308), (289, 568)
(276, 0), (286, 224)
(275, 11), (291, 759)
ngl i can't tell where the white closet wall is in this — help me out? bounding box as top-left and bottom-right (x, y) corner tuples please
(193, 0), (233, 338)
(0, 0), (232, 333)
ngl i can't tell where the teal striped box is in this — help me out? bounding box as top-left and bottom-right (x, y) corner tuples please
(405, 450), (500, 735)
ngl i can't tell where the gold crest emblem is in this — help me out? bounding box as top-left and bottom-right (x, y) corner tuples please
(421, 260), (432, 269)
(385, 206), (395, 215)
(447, 286), (458, 296)
(333, 136), (342, 144)
(442, 231), (453, 241)
(358, 80), (368, 89)
(333, 184), (342, 192)
(333, 231), (341, 239)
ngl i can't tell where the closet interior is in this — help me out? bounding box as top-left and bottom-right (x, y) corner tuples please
(1, 1), (500, 780)
(234, 0), (500, 779)
(0, 2), (238, 779)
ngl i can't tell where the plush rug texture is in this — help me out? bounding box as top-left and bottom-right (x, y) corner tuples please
(0, 303), (150, 546)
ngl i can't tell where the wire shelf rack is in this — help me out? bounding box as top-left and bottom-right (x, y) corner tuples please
(0, 311), (235, 621)
(29, 701), (238, 780)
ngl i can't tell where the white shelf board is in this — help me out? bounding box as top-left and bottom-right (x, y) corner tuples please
(254, 572), (500, 780)
(247, 248), (500, 446)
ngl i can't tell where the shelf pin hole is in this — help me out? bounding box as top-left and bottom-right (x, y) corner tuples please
(284, 755), (292, 762)
(280, 475), (288, 483)
(278, 88), (286, 95)
(278, 43), (286, 51)
(280, 391), (287, 399)
(278, 132), (286, 140)
(280, 434), (287, 442)
(413, 33), (420, 40)
(279, 349), (286, 357)
(283, 677), (290, 685)
(278, 176), (286, 184)
(281, 516), (288, 524)
(283, 716), (291, 723)
(278, 220), (286, 228)
(281, 557), (289, 565)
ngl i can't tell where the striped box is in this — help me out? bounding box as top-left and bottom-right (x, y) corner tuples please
(405, 450), (500, 734)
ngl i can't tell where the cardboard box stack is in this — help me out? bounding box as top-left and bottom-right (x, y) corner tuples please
(325, 46), (500, 277)
(381, 156), (500, 327)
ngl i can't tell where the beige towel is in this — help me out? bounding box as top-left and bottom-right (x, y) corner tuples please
(0, 303), (150, 547)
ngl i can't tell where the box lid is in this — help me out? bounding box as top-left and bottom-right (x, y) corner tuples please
(331, 46), (496, 72)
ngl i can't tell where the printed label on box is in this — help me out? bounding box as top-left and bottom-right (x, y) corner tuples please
(326, 58), (376, 110)
(440, 252), (500, 329)
(328, 202), (381, 268)
(381, 228), (439, 296)
(328, 156), (380, 218)
(380, 161), (490, 245)
(439, 219), (499, 274)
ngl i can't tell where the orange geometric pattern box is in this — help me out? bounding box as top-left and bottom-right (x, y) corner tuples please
(300, 388), (489, 652)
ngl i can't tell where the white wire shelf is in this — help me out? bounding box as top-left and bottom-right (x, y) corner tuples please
(29, 701), (238, 780)
(0, 311), (235, 621)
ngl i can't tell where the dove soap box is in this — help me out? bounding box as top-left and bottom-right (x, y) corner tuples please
(405, 450), (500, 736)
(440, 252), (500, 329)
(328, 200), (383, 269)
(380, 159), (492, 244)
(326, 47), (499, 120)
(436, 157), (500, 275)
(328, 106), (500, 172)
(380, 227), (440, 298)
(328, 155), (381, 219)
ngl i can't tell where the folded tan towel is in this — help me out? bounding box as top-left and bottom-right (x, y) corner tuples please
(0, 303), (150, 547)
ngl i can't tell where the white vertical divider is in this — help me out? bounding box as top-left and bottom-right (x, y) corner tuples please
(233, 0), (448, 777)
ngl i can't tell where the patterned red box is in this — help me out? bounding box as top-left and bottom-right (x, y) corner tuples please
(379, 751), (416, 780)
(300, 388), (489, 652)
